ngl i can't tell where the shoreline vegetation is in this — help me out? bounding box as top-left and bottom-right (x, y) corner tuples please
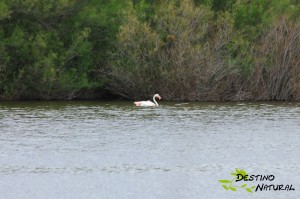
(1, 0), (300, 101)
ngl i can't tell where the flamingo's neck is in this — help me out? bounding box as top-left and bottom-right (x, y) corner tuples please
(153, 95), (158, 106)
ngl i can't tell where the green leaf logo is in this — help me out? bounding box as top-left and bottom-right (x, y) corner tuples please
(218, 180), (231, 183)
(222, 185), (229, 190)
(218, 168), (256, 193)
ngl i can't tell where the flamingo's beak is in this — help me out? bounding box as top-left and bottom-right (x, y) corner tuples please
(158, 96), (161, 100)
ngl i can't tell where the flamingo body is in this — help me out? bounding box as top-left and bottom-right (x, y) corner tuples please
(134, 100), (156, 107)
(134, 94), (161, 107)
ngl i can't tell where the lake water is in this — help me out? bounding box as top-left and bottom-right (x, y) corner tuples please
(0, 101), (299, 199)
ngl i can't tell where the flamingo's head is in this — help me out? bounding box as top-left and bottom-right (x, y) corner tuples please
(154, 94), (161, 100)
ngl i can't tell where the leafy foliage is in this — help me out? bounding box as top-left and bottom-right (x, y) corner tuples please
(0, 0), (125, 99)
(1, 0), (300, 100)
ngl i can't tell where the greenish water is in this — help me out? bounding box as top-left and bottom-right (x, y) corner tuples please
(0, 101), (299, 199)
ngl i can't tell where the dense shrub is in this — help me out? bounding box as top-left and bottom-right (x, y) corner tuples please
(106, 0), (232, 100)
(249, 18), (300, 100)
(0, 0), (124, 100)
(1, 0), (299, 101)
(105, 0), (300, 101)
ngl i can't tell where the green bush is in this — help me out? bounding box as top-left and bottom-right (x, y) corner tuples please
(0, 0), (126, 100)
(1, 0), (299, 101)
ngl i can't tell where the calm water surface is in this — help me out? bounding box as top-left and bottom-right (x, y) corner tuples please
(0, 101), (299, 199)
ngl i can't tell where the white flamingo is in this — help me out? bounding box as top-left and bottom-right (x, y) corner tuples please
(134, 94), (161, 107)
